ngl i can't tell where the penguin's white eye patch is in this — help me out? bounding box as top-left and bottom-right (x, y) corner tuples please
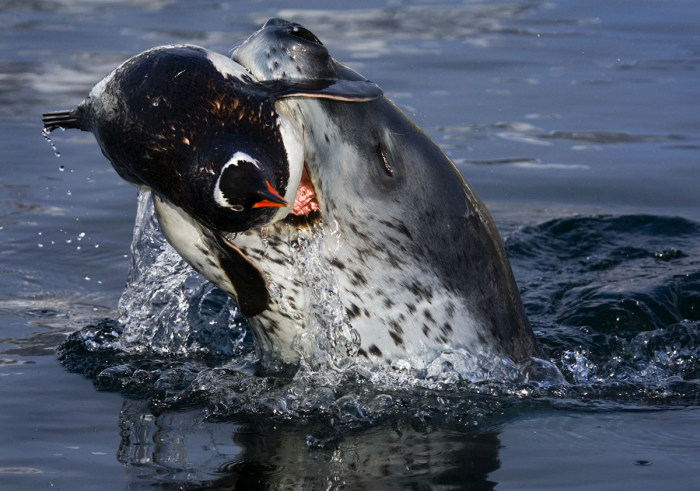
(214, 151), (260, 209)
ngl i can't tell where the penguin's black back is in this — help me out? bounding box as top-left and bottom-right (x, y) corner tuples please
(59, 46), (290, 232)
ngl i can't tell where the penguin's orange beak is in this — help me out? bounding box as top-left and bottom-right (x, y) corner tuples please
(252, 180), (289, 208)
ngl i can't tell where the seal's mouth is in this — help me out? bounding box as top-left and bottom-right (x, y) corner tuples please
(291, 167), (319, 216)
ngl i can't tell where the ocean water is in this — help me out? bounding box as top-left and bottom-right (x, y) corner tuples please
(2, 0), (699, 489)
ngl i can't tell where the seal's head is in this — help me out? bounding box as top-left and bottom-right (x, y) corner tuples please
(232, 19), (387, 229)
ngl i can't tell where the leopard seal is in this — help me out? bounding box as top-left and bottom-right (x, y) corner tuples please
(229, 19), (541, 367)
(43, 20), (541, 373)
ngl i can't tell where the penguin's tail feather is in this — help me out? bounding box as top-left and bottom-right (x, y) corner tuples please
(42, 109), (84, 132)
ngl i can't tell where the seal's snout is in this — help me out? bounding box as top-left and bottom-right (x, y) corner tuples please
(287, 25), (323, 45)
(234, 18), (336, 82)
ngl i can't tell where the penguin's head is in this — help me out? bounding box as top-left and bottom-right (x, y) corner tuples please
(214, 150), (287, 212)
(185, 138), (291, 233)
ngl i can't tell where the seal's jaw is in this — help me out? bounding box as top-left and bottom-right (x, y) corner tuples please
(268, 103), (305, 223)
(273, 106), (321, 221)
(265, 99), (322, 225)
(231, 19), (364, 226)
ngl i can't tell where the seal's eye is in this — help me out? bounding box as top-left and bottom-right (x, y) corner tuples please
(289, 26), (323, 45)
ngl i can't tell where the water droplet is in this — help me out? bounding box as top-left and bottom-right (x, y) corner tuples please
(42, 128), (61, 158)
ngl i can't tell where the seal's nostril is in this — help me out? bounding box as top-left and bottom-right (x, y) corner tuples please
(288, 25), (323, 45)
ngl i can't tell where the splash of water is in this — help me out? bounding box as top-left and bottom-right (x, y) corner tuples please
(58, 211), (700, 423)
(116, 190), (247, 359)
(58, 188), (547, 422)
(285, 224), (361, 373)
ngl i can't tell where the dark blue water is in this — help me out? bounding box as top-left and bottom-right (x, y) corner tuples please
(2, 1), (699, 489)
